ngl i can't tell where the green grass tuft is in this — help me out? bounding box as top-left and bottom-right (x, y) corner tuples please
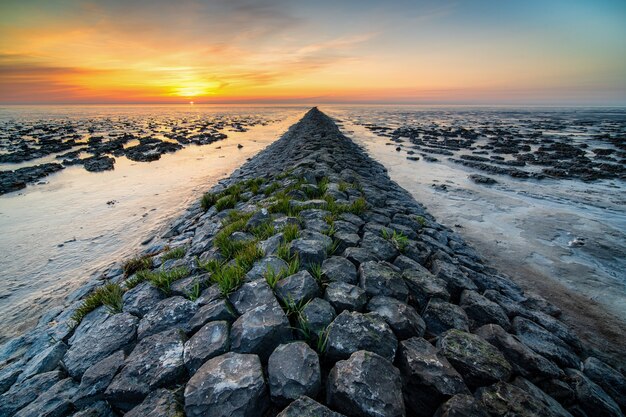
(281, 223), (300, 242)
(122, 255), (152, 277)
(71, 283), (124, 325)
(211, 263), (246, 296)
(308, 263), (323, 283)
(250, 221), (275, 241)
(200, 192), (218, 211)
(215, 194), (237, 211)
(382, 229), (409, 252)
(139, 266), (190, 295)
(161, 246), (187, 262)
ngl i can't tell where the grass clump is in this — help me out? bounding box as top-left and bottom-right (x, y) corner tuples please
(381, 229), (409, 252)
(200, 182), (245, 211)
(161, 246), (187, 262)
(211, 263), (246, 296)
(234, 242), (264, 270)
(200, 192), (218, 211)
(282, 223), (300, 242)
(263, 181), (281, 196)
(215, 194), (237, 211)
(308, 263), (323, 283)
(138, 266), (190, 295)
(122, 255), (152, 277)
(414, 215), (426, 227)
(250, 221), (275, 241)
(71, 283), (124, 325)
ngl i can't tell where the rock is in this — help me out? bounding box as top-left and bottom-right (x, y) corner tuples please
(522, 293), (562, 317)
(229, 279), (279, 315)
(245, 256), (288, 282)
(360, 231), (399, 261)
(469, 174), (497, 185)
(403, 268), (450, 311)
(258, 233), (285, 256)
(230, 303), (292, 361)
(69, 401), (115, 417)
(0, 370), (62, 416)
(433, 394), (488, 417)
(184, 352), (269, 417)
(583, 357), (626, 409)
(184, 321), (230, 375)
(326, 310), (397, 362)
(460, 290), (510, 330)
(170, 274), (208, 298)
(322, 256), (357, 284)
(483, 289), (527, 318)
(366, 296), (425, 340)
(123, 282), (165, 317)
(268, 342), (321, 405)
(476, 381), (568, 417)
(195, 284), (222, 306)
(343, 246), (378, 266)
(299, 297), (336, 339)
(289, 237), (328, 267)
(521, 309), (582, 352)
(327, 350), (405, 417)
(105, 329), (185, 411)
(333, 231), (360, 253)
(430, 260), (478, 299)
(511, 377), (574, 417)
(475, 324), (561, 379)
(73, 350), (125, 408)
(16, 341), (67, 383)
(275, 270), (320, 306)
(397, 337), (469, 416)
(512, 316), (580, 369)
(565, 368), (623, 417)
(359, 261), (409, 301)
(137, 296), (197, 339)
(437, 329), (512, 389)
(13, 377), (78, 417)
(277, 396), (346, 417)
(324, 281), (367, 312)
(125, 388), (182, 417)
(63, 312), (138, 379)
(422, 299), (470, 336)
(189, 299), (237, 333)
(246, 208), (271, 229)
(0, 360), (23, 394)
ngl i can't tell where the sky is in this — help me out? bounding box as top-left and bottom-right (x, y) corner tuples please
(0, 0), (625, 105)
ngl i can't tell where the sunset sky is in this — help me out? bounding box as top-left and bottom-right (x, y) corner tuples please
(1, 0), (625, 105)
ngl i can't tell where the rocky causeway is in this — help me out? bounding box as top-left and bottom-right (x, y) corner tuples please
(0, 108), (624, 417)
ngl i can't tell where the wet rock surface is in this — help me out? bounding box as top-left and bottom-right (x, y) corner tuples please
(2, 108), (623, 417)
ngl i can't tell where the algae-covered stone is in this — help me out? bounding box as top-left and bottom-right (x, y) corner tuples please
(434, 394), (488, 417)
(125, 388), (181, 417)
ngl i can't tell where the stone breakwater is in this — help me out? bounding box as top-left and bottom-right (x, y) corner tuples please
(1, 108), (625, 417)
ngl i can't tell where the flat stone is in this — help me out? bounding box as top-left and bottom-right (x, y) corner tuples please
(437, 329), (512, 389)
(324, 281), (367, 312)
(565, 368), (622, 417)
(184, 321), (230, 375)
(289, 237), (327, 267)
(583, 357), (626, 409)
(397, 337), (469, 417)
(277, 396), (346, 417)
(229, 279), (279, 315)
(123, 282), (165, 317)
(366, 296), (425, 340)
(359, 261), (409, 301)
(13, 377), (78, 417)
(322, 256), (357, 284)
(105, 329), (185, 411)
(422, 299), (469, 336)
(343, 246), (377, 266)
(326, 310), (397, 362)
(0, 370), (62, 416)
(360, 231), (399, 261)
(327, 350), (405, 417)
(245, 256), (288, 282)
(275, 270), (320, 306)
(230, 303), (292, 361)
(125, 388), (182, 417)
(64, 312), (138, 379)
(16, 341), (67, 383)
(268, 342), (321, 405)
(137, 296), (197, 339)
(403, 268), (450, 311)
(73, 350), (125, 408)
(460, 290), (510, 330)
(184, 352), (269, 417)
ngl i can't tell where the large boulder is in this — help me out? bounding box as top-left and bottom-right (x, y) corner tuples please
(277, 396), (346, 417)
(360, 231), (399, 261)
(73, 350), (125, 408)
(13, 378), (78, 417)
(459, 290), (510, 330)
(275, 270), (320, 306)
(122, 282), (165, 317)
(583, 357), (626, 409)
(326, 311), (397, 362)
(476, 381), (572, 417)
(229, 279), (279, 315)
(366, 296), (425, 340)
(268, 342), (321, 405)
(184, 321), (230, 375)
(437, 329), (512, 389)
(324, 282), (367, 312)
(125, 389), (182, 417)
(327, 350), (405, 417)
(422, 299), (469, 336)
(402, 268), (450, 312)
(64, 312), (138, 378)
(137, 296), (197, 339)
(0, 370), (62, 416)
(396, 337), (469, 417)
(512, 317), (580, 369)
(359, 261), (408, 302)
(565, 368), (623, 417)
(105, 329), (186, 411)
(322, 256), (357, 284)
(289, 237), (328, 267)
(230, 303), (292, 361)
(184, 352), (269, 417)
(300, 298), (336, 340)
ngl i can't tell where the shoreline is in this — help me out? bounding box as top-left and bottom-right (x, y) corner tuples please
(1, 108), (624, 416)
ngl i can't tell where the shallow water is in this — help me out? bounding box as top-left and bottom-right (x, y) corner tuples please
(323, 105), (626, 319)
(0, 105), (306, 342)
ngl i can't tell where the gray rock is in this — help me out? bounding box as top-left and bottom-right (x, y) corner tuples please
(422, 299), (469, 336)
(437, 329), (512, 389)
(483, 289), (528, 318)
(184, 352), (269, 417)
(289, 237), (327, 267)
(275, 270), (320, 306)
(69, 401), (115, 417)
(359, 261), (409, 301)
(511, 377), (574, 417)
(137, 296), (197, 339)
(460, 290), (510, 330)
(73, 350), (125, 408)
(258, 234), (285, 256)
(189, 298), (237, 333)
(246, 208), (271, 229)
(123, 282), (165, 317)
(397, 337), (469, 416)
(322, 256), (357, 284)
(245, 256), (288, 282)
(13, 377), (78, 417)
(16, 341), (67, 383)
(105, 329), (185, 411)
(430, 260), (477, 298)
(512, 316), (580, 369)
(277, 396), (346, 417)
(476, 381), (572, 417)
(565, 368), (623, 417)
(343, 246), (377, 266)
(125, 388), (182, 417)
(230, 303), (292, 361)
(64, 312), (138, 379)
(434, 394), (488, 417)
(326, 310), (397, 362)
(324, 282), (367, 313)
(367, 296), (425, 340)
(403, 241), (432, 265)
(229, 279), (279, 315)
(340, 212), (365, 227)
(475, 324), (562, 379)
(327, 350), (405, 417)
(268, 342), (321, 405)
(522, 293), (562, 317)
(520, 309), (582, 352)
(360, 231), (399, 261)
(300, 297), (336, 339)
(184, 321), (230, 375)
(0, 370), (62, 416)
(195, 284), (222, 306)
(170, 273), (208, 298)
(0, 360), (23, 394)
(583, 357), (626, 409)
(393, 254), (424, 271)
(403, 268), (450, 311)
(333, 231), (360, 253)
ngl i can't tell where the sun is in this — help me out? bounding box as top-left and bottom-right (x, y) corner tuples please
(170, 80), (220, 98)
